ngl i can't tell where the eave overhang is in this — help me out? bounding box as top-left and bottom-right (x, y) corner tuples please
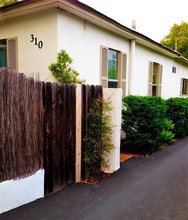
(1, 0), (188, 66)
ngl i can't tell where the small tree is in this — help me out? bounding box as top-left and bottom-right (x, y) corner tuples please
(49, 50), (85, 84)
(0, 0), (17, 7)
(160, 22), (188, 59)
(84, 97), (115, 180)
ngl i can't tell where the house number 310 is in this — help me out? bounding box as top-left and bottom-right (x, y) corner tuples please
(30, 34), (43, 49)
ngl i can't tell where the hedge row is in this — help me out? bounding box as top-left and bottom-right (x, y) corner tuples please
(122, 96), (188, 154)
(166, 98), (188, 138)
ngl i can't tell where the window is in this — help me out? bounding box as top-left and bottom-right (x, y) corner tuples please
(148, 62), (163, 96)
(108, 49), (118, 88)
(172, 66), (176, 73)
(180, 78), (188, 96)
(0, 38), (17, 70)
(100, 46), (127, 96)
(0, 40), (7, 67)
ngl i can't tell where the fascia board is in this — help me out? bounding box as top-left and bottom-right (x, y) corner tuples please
(0, 0), (60, 19)
(1, 0), (188, 66)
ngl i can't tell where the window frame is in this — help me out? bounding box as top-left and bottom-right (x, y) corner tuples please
(100, 46), (127, 96)
(0, 39), (7, 67)
(0, 38), (18, 71)
(108, 48), (119, 87)
(148, 61), (163, 97)
(180, 78), (188, 96)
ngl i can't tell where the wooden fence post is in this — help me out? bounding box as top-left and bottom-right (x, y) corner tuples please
(75, 84), (82, 182)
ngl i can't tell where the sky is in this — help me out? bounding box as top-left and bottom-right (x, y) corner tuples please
(80, 0), (188, 43)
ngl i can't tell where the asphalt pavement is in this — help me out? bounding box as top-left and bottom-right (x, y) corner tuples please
(1, 137), (188, 220)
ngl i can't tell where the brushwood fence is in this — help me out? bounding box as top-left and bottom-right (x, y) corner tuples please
(0, 68), (102, 195)
(0, 68), (43, 182)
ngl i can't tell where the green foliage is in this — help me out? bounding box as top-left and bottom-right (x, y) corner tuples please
(159, 119), (174, 144)
(122, 95), (169, 154)
(160, 22), (188, 59)
(49, 50), (85, 84)
(0, 0), (17, 7)
(84, 97), (115, 178)
(122, 96), (188, 154)
(166, 98), (188, 138)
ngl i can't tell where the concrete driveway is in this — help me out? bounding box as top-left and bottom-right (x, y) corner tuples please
(1, 137), (188, 220)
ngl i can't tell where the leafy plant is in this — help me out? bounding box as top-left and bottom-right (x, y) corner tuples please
(121, 95), (188, 155)
(166, 97), (188, 138)
(159, 118), (174, 145)
(84, 97), (115, 179)
(49, 50), (85, 84)
(122, 95), (167, 154)
(0, 0), (17, 7)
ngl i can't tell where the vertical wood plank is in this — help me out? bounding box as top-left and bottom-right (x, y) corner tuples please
(76, 84), (82, 182)
(43, 82), (53, 195)
(71, 84), (76, 183)
(0, 69), (5, 180)
(81, 84), (86, 180)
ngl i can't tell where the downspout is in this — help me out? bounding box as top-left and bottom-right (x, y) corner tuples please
(128, 39), (136, 95)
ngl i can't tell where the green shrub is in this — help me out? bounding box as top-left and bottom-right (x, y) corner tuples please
(49, 50), (85, 84)
(122, 95), (167, 154)
(159, 118), (174, 144)
(84, 97), (115, 178)
(166, 98), (188, 138)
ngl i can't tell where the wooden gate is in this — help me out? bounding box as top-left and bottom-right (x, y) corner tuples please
(43, 83), (76, 195)
(43, 83), (102, 195)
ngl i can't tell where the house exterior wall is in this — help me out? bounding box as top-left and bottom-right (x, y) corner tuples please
(130, 43), (188, 99)
(0, 9), (58, 82)
(57, 10), (130, 85)
(1, 8), (188, 98)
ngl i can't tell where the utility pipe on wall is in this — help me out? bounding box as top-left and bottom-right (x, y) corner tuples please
(128, 39), (136, 95)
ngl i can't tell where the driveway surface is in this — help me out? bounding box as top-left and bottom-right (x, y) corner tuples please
(1, 137), (188, 220)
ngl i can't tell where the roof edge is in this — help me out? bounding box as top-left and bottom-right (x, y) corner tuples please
(1, 0), (188, 65)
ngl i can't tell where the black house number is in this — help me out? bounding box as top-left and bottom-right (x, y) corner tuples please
(30, 34), (43, 49)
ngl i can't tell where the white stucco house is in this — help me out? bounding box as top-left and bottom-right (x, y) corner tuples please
(0, 0), (188, 99)
(1, 0), (188, 214)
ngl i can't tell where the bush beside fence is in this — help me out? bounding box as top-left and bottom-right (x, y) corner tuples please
(122, 95), (188, 154)
(122, 96), (168, 154)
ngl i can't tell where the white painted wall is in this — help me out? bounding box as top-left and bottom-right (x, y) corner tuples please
(131, 43), (188, 99)
(102, 88), (122, 173)
(57, 10), (130, 85)
(0, 9), (58, 82)
(57, 10), (188, 98)
(1, 8), (130, 85)
(1, 7), (188, 98)
(0, 169), (44, 214)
